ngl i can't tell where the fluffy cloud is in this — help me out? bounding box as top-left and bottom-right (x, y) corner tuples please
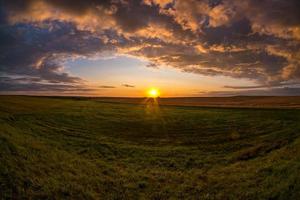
(1, 0), (300, 94)
(0, 19), (114, 88)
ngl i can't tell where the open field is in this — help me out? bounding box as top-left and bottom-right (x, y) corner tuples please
(94, 96), (300, 108)
(1, 96), (300, 199)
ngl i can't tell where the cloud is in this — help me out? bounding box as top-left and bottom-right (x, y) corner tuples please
(224, 82), (300, 90)
(99, 85), (116, 89)
(122, 84), (135, 88)
(0, 76), (94, 92)
(200, 87), (300, 97)
(0, 0), (300, 94)
(0, 19), (118, 88)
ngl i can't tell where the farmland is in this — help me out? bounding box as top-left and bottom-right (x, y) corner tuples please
(1, 96), (300, 199)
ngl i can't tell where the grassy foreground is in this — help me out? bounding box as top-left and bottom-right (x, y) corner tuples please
(1, 96), (300, 199)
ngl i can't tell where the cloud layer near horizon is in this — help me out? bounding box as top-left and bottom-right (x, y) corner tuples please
(1, 0), (300, 95)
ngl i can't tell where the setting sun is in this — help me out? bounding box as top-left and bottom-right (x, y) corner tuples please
(147, 88), (160, 98)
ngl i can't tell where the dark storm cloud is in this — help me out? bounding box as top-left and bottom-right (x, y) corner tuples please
(1, 0), (300, 94)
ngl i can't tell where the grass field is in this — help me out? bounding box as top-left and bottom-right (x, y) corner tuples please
(1, 96), (300, 199)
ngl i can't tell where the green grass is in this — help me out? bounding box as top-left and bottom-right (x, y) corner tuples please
(1, 96), (300, 199)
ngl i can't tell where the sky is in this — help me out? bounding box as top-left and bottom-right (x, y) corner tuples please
(1, 0), (300, 97)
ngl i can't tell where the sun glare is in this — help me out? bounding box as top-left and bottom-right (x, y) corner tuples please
(147, 88), (160, 98)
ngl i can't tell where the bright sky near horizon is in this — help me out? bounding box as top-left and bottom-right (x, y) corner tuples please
(65, 56), (256, 97)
